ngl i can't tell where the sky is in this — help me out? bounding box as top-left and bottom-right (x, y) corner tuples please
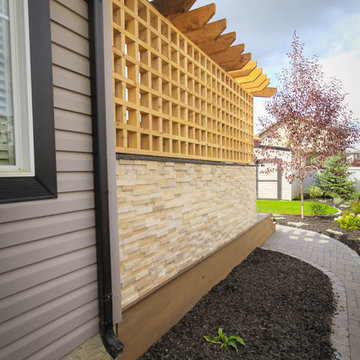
(192, 0), (360, 145)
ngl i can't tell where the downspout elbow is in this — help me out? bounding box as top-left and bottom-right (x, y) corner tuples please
(100, 320), (124, 359)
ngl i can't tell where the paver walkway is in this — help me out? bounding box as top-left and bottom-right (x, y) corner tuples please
(261, 225), (360, 360)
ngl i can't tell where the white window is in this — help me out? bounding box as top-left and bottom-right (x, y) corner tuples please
(0, 0), (34, 177)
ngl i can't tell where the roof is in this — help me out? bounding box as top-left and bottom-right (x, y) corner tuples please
(149, 0), (276, 98)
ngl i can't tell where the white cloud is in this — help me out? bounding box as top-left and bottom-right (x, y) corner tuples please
(320, 51), (360, 121)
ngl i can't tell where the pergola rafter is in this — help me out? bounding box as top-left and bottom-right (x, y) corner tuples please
(185, 18), (227, 44)
(229, 60), (257, 78)
(247, 78), (270, 93)
(151, 0), (197, 17)
(209, 44), (245, 64)
(168, 3), (215, 33)
(241, 74), (268, 89)
(235, 67), (262, 84)
(150, 0), (276, 97)
(197, 32), (236, 54)
(220, 52), (251, 72)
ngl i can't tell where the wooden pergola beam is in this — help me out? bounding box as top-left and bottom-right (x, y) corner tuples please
(247, 78), (270, 93)
(197, 32), (236, 54)
(185, 19), (227, 45)
(252, 87), (277, 98)
(219, 52), (251, 72)
(228, 60), (257, 78)
(241, 74), (267, 89)
(151, 0), (197, 17)
(150, 1), (275, 98)
(169, 4), (216, 33)
(210, 44), (244, 64)
(235, 67), (262, 84)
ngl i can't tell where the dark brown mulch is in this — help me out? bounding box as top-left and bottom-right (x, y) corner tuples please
(140, 248), (336, 360)
(275, 211), (360, 256)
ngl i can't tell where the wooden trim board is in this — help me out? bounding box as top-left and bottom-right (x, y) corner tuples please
(116, 214), (275, 360)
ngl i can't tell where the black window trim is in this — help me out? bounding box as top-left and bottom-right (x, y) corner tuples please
(0, 0), (57, 204)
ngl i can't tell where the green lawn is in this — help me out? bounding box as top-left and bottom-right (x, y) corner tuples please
(256, 200), (338, 215)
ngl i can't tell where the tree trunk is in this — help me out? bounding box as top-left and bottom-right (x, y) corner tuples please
(300, 178), (304, 219)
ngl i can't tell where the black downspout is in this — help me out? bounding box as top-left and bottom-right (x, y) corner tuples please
(88, 0), (124, 358)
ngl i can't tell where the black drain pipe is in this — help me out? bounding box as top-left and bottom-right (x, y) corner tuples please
(88, 0), (124, 358)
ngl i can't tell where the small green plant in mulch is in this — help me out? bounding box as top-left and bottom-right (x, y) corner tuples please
(204, 328), (245, 352)
(310, 201), (329, 216)
(335, 211), (360, 230)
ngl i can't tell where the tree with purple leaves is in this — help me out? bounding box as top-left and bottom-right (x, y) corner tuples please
(257, 32), (359, 219)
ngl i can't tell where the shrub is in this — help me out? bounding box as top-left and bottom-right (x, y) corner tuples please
(335, 211), (360, 230)
(351, 199), (360, 215)
(349, 190), (360, 201)
(310, 201), (328, 216)
(317, 154), (356, 199)
(306, 185), (323, 199)
(333, 196), (343, 205)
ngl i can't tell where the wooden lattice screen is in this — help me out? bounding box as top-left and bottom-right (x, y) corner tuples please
(111, 0), (254, 163)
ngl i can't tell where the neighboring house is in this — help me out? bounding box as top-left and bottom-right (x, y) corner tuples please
(346, 147), (360, 167)
(0, 1), (276, 360)
(255, 128), (315, 200)
(345, 148), (360, 191)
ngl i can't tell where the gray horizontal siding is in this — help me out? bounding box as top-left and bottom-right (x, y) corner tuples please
(0, 265), (97, 324)
(54, 109), (92, 134)
(56, 152), (94, 172)
(0, 192), (94, 223)
(53, 87), (92, 115)
(0, 228), (95, 272)
(52, 44), (90, 77)
(53, 66), (91, 96)
(0, 210), (95, 247)
(26, 319), (99, 360)
(0, 283), (98, 348)
(0, 1), (102, 359)
(1, 301), (98, 360)
(50, 22), (89, 57)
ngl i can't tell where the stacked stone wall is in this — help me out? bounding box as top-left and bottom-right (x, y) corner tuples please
(117, 159), (256, 307)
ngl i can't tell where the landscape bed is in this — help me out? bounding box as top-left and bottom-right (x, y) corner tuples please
(140, 248), (335, 360)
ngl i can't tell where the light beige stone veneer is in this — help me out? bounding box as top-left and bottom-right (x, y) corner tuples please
(117, 159), (257, 307)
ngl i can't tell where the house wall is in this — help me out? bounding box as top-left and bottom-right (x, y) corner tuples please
(255, 148), (315, 201)
(349, 167), (360, 191)
(116, 158), (257, 308)
(281, 173), (292, 200)
(0, 1), (120, 359)
(257, 163), (279, 200)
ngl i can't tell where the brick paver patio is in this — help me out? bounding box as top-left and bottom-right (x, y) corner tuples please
(262, 225), (360, 360)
